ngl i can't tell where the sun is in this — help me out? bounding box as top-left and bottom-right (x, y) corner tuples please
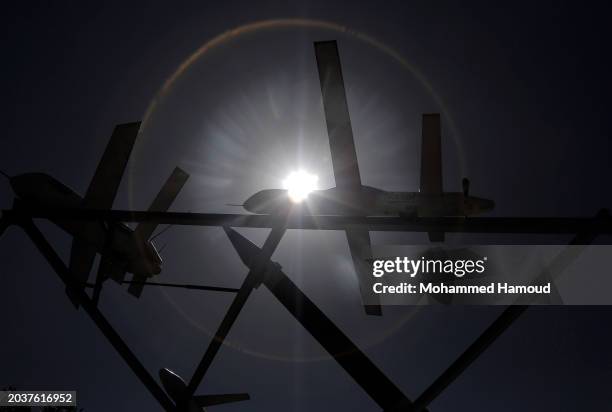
(283, 170), (318, 203)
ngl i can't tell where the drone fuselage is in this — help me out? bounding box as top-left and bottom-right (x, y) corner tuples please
(10, 172), (162, 276)
(243, 186), (494, 217)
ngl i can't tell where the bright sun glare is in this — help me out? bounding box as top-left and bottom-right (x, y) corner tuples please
(283, 170), (318, 203)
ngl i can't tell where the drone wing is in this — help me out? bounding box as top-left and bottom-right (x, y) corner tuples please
(83, 122), (140, 209)
(314, 41), (362, 189)
(128, 167), (189, 298)
(134, 167), (189, 242)
(66, 122), (140, 307)
(315, 41), (381, 315)
(65, 239), (97, 307)
(346, 228), (382, 316)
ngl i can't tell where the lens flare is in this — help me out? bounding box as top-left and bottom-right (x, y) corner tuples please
(283, 170), (318, 203)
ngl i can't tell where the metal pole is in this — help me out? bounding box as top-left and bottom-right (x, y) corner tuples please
(4, 207), (612, 234)
(117, 281), (239, 293)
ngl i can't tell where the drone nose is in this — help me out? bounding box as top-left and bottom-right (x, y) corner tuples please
(243, 195), (256, 213)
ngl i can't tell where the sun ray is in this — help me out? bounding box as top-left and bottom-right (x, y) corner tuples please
(283, 170), (318, 203)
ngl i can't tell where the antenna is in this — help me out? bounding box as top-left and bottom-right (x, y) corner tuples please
(0, 169), (9, 179)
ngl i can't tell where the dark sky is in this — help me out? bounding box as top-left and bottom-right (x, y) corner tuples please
(1, 1), (612, 411)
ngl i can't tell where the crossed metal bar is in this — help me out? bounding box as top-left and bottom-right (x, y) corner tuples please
(184, 226), (288, 404)
(12, 217), (176, 412)
(0, 208), (604, 411)
(412, 230), (595, 411)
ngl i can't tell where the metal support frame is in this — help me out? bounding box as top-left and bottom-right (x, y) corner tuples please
(0, 208), (606, 411)
(223, 227), (416, 411)
(15, 218), (176, 412)
(184, 226), (287, 403)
